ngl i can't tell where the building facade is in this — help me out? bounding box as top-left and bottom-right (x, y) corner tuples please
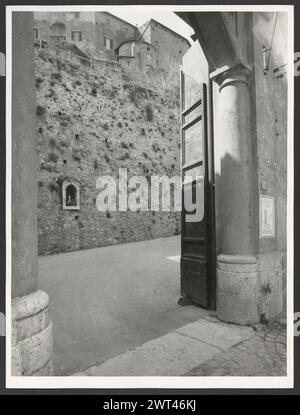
(33, 12), (137, 59)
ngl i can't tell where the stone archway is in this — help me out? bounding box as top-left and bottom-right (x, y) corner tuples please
(10, 11), (286, 376)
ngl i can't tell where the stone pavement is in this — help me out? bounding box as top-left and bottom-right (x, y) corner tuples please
(185, 320), (287, 376)
(39, 236), (209, 375)
(71, 316), (287, 376)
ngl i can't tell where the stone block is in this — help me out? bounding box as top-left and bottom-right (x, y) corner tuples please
(11, 289), (53, 376)
(12, 290), (49, 320)
(16, 308), (50, 342)
(217, 255), (260, 324)
(19, 322), (53, 375)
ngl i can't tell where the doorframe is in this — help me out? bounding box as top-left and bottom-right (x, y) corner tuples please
(180, 72), (216, 310)
(206, 78), (216, 310)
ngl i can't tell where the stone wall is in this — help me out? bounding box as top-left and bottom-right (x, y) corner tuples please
(140, 20), (190, 93)
(35, 42), (181, 255)
(251, 12), (288, 318)
(117, 40), (181, 93)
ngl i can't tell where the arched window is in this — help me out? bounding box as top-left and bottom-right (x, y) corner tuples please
(62, 180), (80, 210)
(66, 184), (76, 206)
(49, 22), (66, 40)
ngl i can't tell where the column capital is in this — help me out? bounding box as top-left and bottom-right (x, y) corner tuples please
(210, 59), (252, 89)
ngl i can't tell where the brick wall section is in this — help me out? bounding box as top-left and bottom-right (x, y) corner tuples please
(35, 42), (181, 255)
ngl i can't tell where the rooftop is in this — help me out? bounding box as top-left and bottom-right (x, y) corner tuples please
(97, 11), (138, 30)
(141, 18), (191, 46)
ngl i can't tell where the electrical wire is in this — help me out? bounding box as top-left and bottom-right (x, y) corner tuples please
(266, 12), (279, 72)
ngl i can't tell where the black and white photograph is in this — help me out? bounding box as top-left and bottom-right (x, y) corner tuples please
(5, 4), (294, 389)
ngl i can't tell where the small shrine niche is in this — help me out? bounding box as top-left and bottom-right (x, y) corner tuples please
(62, 180), (80, 210)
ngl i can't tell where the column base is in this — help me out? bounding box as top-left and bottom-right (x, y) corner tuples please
(217, 255), (260, 325)
(11, 290), (53, 376)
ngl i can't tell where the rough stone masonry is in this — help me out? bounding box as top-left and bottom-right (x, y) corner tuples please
(35, 41), (182, 255)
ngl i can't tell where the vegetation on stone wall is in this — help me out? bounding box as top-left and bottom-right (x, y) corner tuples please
(35, 42), (181, 255)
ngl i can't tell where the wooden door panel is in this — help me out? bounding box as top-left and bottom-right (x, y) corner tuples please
(181, 258), (207, 306)
(180, 70), (211, 308)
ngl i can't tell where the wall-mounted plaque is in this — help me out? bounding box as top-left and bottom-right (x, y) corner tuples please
(260, 195), (275, 238)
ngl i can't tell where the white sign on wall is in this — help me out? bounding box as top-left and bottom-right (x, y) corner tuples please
(260, 195), (275, 238)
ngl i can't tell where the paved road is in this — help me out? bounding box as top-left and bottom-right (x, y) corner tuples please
(39, 236), (209, 375)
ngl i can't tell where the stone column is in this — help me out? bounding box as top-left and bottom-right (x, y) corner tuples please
(11, 12), (53, 375)
(213, 62), (260, 324)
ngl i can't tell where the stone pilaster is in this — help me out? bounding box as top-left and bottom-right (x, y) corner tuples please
(11, 12), (53, 375)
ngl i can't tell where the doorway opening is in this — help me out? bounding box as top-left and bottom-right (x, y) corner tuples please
(34, 11), (216, 375)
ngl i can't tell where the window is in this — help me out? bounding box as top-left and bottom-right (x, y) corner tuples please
(62, 181), (80, 210)
(33, 27), (39, 40)
(74, 12), (80, 19)
(104, 36), (113, 50)
(106, 18), (110, 25)
(71, 31), (82, 42)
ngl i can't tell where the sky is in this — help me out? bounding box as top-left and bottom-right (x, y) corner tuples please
(112, 11), (194, 44)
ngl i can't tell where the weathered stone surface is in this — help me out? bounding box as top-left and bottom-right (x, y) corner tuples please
(176, 319), (253, 350)
(16, 308), (50, 342)
(84, 332), (220, 376)
(12, 289), (49, 320)
(217, 255), (260, 324)
(218, 270), (258, 294)
(257, 253), (283, 320)
(11, 290), (53, 376)
(217, 255), (257, 272)
(19, 322), (53, 375)
(11, 318), (18, 347)
(12, 11), (39, 299)
(31, 358), (54, 376)
(35, 42), (182, 256)
(217, 294), (260, 325)
(11, 344), (22, 376)
(185, 320), (287, 377)
(12, 290), (50, 342)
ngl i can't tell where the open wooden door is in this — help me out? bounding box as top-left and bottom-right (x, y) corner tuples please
(180, 56), (216, 310)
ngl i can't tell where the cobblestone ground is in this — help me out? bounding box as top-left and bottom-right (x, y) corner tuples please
(185, 321), (287, 376)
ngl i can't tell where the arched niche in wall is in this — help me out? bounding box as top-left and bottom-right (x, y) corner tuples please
(49, 22), (66, 40)
(62, 180), (80, 210)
